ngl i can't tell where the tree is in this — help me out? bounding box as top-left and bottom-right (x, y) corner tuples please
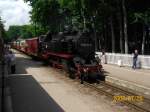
(24, 0), (150, 54)
(6, 26), (21, 41)
(0, 17), (7, 42)
(133, 11), (150, 54)
(128, 0), (150, 54)
(6, 25), (45, 40)
(0, 17), (3, 38)
(122, 0), (128, 54)
(31, 0), (62, 32)
(24, 0), (37, 7)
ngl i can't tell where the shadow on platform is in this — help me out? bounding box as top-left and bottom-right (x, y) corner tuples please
(8, 75), (64, 112)
(14, 56), (44, 74)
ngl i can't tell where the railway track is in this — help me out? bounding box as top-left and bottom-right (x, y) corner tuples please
(56, 69), (150, 112)
(83, 81), (150, 112)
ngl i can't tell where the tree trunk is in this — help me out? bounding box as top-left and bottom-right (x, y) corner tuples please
(118, 11), (124, 53)
(103, 20), (107, 50)
(91, 16), (97, 51)
(81, 9), (86, 30)
(110, 16), (115, 53)
(98, 38), (101, 51)
(142, 25), (146, 55)
(80, 0), (86, 30)
(122, 0), (128, 54)
(104, 22), (108, 51)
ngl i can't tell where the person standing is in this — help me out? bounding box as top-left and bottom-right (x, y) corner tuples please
(4, 48), (11, 74)
(132, 49), (138, 69)
(9, 51), (16, 74)
(101, 50), (107, 64)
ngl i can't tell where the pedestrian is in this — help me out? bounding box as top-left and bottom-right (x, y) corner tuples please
(132, 49), (138, 69)
(9, 51), (16, 74)
(101, 49), (107, 64)
(4, 48), (11, 74)
(95, 54), (101, 65)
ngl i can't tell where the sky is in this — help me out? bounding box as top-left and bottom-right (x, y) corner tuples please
(0, 0), (31, 30)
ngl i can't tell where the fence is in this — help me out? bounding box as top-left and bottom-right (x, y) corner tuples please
(96, 52), (150, 69)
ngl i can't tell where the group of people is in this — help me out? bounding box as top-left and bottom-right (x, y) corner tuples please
(4, 46), (16, 74)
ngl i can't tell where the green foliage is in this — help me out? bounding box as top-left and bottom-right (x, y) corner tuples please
(23, 0), (150, 54)
(24, 0), (37, 7)
(6, 25), (46, 40)
(133, 9), (150, 25)
(7, 26), (21, 40)
(30, 0), (61, 32)
(0, 17), (7, 41)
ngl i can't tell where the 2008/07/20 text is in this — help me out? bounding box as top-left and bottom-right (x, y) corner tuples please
(113, 96), (144, 102)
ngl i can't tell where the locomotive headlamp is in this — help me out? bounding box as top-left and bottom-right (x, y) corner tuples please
(83, 68), (88, 72)
(46, 45), (48, 49)
(86, 68), (89, 71)
(83, 68), (87, 72)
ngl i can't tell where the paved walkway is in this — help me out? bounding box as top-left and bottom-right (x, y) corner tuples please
(7, 74), (64, 112)
(6, 50), (64, 112)
(103, 64), (150, 88)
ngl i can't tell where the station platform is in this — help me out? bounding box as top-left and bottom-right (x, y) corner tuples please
(6, 74), (64, 112)
(3, 50), (64, 112)
(103, 64), (150, 98)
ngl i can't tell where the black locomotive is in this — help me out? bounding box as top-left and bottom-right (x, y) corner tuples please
(39, 30), (102, 83)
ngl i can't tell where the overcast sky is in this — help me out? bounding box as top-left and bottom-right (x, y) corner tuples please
(0, 0), (31, 30)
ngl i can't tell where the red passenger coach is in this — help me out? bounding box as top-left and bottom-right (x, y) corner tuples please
(26, 38), (39, 56)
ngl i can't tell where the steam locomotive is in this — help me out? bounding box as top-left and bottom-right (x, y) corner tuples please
(12, 30), (103, 83)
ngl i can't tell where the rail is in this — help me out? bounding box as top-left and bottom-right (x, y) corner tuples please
(57, 68), (150, 112)
(84, 81), (150, 112)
